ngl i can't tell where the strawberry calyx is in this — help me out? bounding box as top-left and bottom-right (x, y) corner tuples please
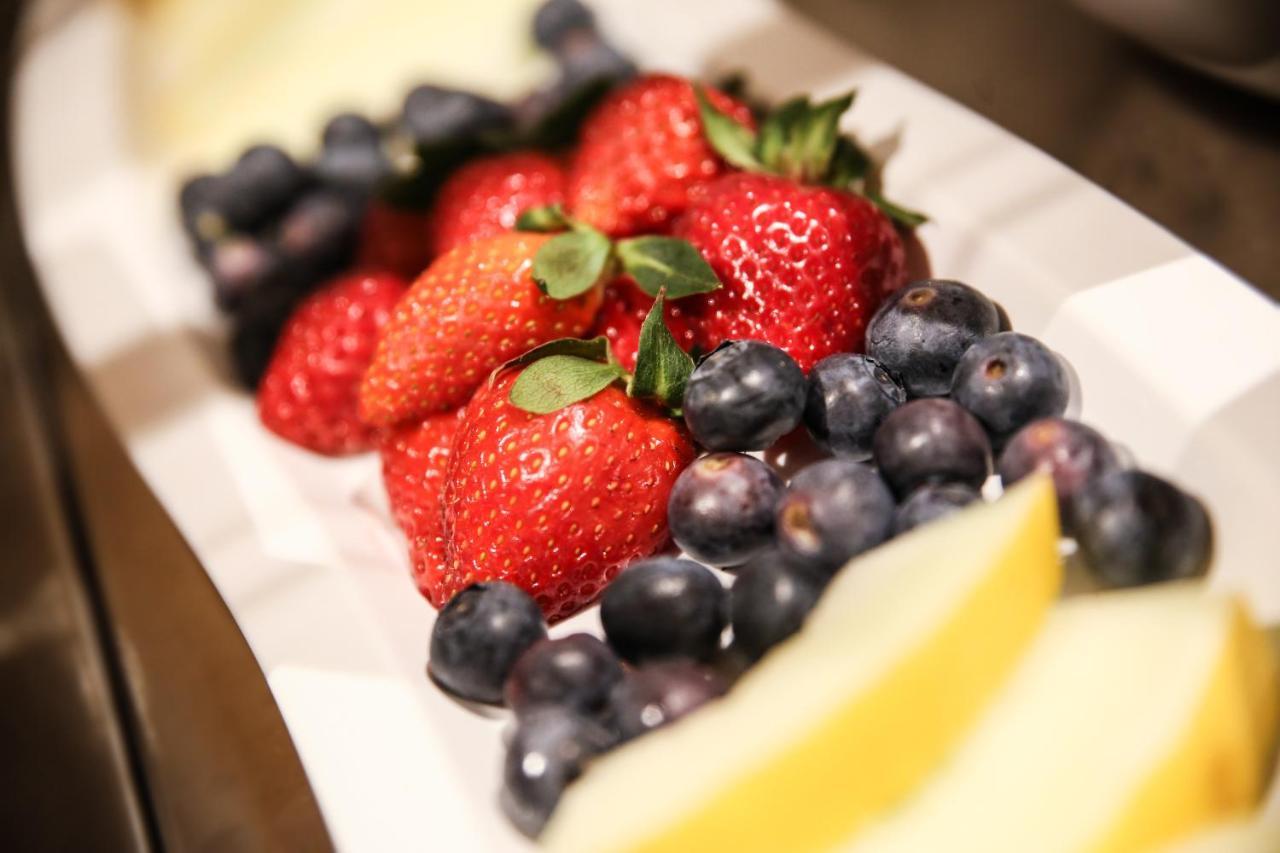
(696, 86), (927, 228)
(505, 291), (692, 416)
(517, 205), (721, 300)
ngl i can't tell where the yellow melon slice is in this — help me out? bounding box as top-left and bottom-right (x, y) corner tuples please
(846, 584), (1279, 853)
(543, 476), (1062, 853)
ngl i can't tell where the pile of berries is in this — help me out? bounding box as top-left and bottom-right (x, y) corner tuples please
(180, 0), (1215, 839)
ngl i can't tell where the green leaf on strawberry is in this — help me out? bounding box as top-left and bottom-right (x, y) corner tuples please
(509, 354), (628, 414)
(616, 236), (720, 299)
(516, 204), (573, 232)
(695, 86), (763, 171)
(627, 291), (694, 410)
(532, 230), (615, 298)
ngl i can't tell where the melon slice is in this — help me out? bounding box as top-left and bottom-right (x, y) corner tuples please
(543, 476), (1063, 853)
(846, 584), (1280, 853)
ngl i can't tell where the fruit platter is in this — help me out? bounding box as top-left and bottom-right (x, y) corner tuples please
(14, 0), (1280, 849)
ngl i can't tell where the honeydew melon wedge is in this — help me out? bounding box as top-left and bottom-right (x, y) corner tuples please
(846, 584), (1279, 853)
(543, 475), (1063, 853)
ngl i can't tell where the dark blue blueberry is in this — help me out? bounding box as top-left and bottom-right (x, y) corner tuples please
(866, 280), (1000, 397)
(501, 705), (617, 838)
(503, 633), (624, 717)
(998, 417), (1120, 532)
(1072, 469), (1212, 588)
(557, 37), (635, 85)
(222, 144), (308, 230)
(178, 173), (231, 242)
(994, 301), (1013, 332)
(872, 398), (992, 497)
(892, 482), (981, 535)
(321, 112), (381, 149)
(667, 453), (783, 567)
(600, 558), (727, 664)
(275, 191), (361, 281)
(950, 332), (1069, 441)
(729, 551), (826, 662)
(683, 341), (806, 452)
(428, 582), (547, 704)
(804, 353), (907, 459)
(315, 113), (391, 196)
(607, 660), (728, 741)
(206, 235), (283, 312)
(532, 0), (596, 49)
(400, 85), (513, 147)
(775, 459), (895, 576)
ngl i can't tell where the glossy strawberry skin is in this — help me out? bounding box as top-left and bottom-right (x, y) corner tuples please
(426, 150), (566, 257)
(673, 172), (906, 372)
(379, 410), (463, 605)
(357, 200), (433, 280)
(588, 281), (698, 371)
(359, 232), (603, 426)
(257, 271), (407, 455)
(439, 371), (695, 621)
(567, 74), (754, 237)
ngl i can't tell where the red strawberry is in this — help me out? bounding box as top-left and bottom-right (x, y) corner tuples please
(439, 368), (693, 620)
(566, 74), (754, 237)
(379, 410), (463, 605)
(357, 200), (433, 279)
(674, 171), (905, 370)
(258, 271), (407, 454)
(359, 231), (604, 426)
(426, 150), (566, 256)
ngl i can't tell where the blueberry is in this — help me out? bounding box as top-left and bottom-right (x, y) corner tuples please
(501, 705), (617, 838)
(866, 280), (1000, 397)
(205, 235), (284, 312)
(532, 0), (596, 50)
(892, 482), (981, 535)
(872, 399), (992, 497)
(600, 558), (727, 664)
(998, 417), (1120, 532)
(1072, 469), (1212, 588)
(428, 582), (547, 704)
(556, 37), (635, 86)
(607, 660), (728, 741)
(275, 191), (361, 281)
(229, 285), (297, 390)
(804, 353), (907, 459)
(729, 552), (826, 662)
(222, 144), (307, 230)
(950, 332), (1068, 442)
(178, 173), (230, 242)
(400, 85), (513, 147)
(775, 459), (895, 576)
(504, 633), (624, 717)
(994, 301), (1013, 332)
(321, 112), (381, 149)
(683, 341), (806, 452)
(667, 453), (783, 567)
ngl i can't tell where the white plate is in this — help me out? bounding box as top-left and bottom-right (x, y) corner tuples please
(13, 0), (1280, 850)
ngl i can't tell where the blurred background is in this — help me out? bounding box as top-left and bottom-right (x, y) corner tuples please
(1, 1), (1276, 851)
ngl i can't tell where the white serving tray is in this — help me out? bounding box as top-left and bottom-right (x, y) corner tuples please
(14, 0), (1280, 850)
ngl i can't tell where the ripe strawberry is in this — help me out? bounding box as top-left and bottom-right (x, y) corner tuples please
(668, 90), (919, 371)
(258, 271), (407, 454)
(379, 410), (463, 605)
(434, 299), (697, 619)
(357, 200), (433, 279)
(674, 172), (904, 370)
(566, 74), (754, 237)
(358, 231), (604, 426)
(426, 150), (566, 256)
(439, 370), (693, 620)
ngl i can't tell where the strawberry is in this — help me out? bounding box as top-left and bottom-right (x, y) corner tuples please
(426, 150), (567, 257)
(357, 200), (433, 280)
(566, 73), (754, 237)
(358, 231), (604, 426)
(438, 304), (696, 620)
(589, 281), (697, 371)
(258, 271), (407, 454)
(379, 410), (463, 605)
(669, 90), (919, 371)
